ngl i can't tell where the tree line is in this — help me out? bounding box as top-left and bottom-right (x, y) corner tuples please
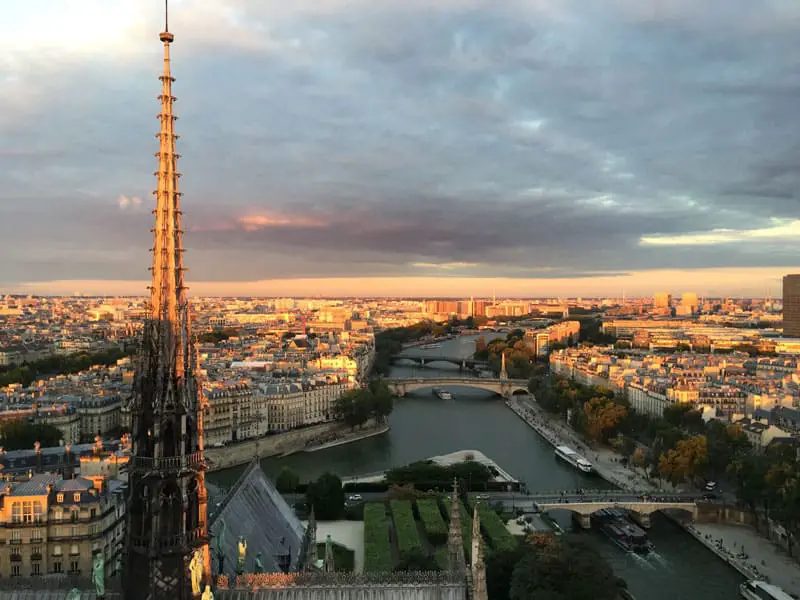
(332, 380), (394, 429)
(531, 373), (800, 554)
(0, 346), (133, 388)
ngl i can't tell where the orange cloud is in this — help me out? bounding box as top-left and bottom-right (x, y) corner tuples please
(238, 214), (326, 231)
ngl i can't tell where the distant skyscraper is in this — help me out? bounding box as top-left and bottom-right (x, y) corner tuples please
(124, 6), (210, 598)
(783, 275), (800, 337)
(681, 292), (699, 313)
(653, 292), (672, 309)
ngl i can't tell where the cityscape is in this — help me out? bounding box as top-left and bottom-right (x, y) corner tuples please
(1, 2), (800, 600)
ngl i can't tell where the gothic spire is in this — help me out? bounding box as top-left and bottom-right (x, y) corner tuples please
(471, 505), (488, 600)
(151, 3), (186, 333)
(446, 477), (465, 574)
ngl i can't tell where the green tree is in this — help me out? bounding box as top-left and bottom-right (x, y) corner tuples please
(486, 546), (527, 600)
(306, 473), (345, 520)
(275, 467), (301, 494)
(0, 421), (63, 450)
(583, 397), (627, 443)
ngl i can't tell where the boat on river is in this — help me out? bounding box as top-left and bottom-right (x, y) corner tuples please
(420, 343), (442, 350)
(739, 580), (794, 600)
(554, 445), (593, 473)
(592, 508), (654, 554)
(432, 388), (453, 400)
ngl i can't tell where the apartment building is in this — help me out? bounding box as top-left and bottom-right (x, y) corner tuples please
(0, 452), (126, 580)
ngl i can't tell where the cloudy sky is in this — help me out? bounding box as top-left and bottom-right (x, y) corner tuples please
(1, 0), (799, 297)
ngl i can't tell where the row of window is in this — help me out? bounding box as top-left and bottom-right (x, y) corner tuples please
(9, 560), (79, 576)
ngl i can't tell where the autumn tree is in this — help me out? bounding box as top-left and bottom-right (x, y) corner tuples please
(658, 435), (708, 486)
(583, 397), (627, 443)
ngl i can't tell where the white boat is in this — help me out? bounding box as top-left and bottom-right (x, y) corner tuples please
(420, 343), (442, 350)
(740, 580), (794, 600)
(432, 388), (453, 401)
(554, 445), (594, 473)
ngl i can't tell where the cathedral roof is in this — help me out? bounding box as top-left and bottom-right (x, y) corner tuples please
(210, 461), (305, 574)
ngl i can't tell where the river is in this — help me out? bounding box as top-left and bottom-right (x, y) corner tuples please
(208, 333), (743, 599)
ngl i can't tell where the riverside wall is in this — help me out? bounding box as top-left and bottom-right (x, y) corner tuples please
(205, 421), (387, 472)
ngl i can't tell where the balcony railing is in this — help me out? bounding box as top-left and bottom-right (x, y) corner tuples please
(129, 452), (205, 472)
(129, 525), (207, 551)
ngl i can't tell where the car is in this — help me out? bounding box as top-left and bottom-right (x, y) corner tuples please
(704, 481), (718, 492)
(348, 494), (363, 502)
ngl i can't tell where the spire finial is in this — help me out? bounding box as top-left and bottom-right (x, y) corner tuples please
(160, 0), (174, 43)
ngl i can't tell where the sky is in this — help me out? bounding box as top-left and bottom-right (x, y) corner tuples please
(1, 0), (800, 298)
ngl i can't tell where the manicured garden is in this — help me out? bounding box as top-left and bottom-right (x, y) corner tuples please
(362, 492), (518, 573)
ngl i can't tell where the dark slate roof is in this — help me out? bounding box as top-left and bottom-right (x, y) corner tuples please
(210, 462), (305, 575)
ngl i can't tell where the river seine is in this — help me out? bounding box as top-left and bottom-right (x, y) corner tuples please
(208, 334), (743, 599)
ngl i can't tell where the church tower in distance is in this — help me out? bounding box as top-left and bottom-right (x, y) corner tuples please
(123, 2), (210, 598)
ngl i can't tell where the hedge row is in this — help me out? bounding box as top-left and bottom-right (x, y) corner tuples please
(390, 500), (422, 556)
(416, 499), (448, 546)
(475, 502), (517, 552)
(363, 503), (393, 572)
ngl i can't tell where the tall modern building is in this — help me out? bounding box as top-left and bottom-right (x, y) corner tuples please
(783, 275), (800, 338)
(123, 7), (210, 598)
(653, 293), (672, 309)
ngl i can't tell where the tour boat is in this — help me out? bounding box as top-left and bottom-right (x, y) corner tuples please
(432, 388), (453, 401)
(420, 343), (442, 350)
(592, 508), (654, 554)
(739, 580), (794, 600)
(553, 445), (594, 473)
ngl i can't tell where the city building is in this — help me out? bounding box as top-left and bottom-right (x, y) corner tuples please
(783, 274), (800, 337)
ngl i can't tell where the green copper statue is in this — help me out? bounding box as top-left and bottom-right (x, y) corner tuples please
(65, 590), (82, 600)
(92, 552), (106, 598)
(254, 552), (264, 574)
(214, 519), (227, 576)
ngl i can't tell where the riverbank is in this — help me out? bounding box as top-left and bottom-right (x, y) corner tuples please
(205, 420), (388, 472)
(506, 396), (654, 491)
(508, 396), (800, 596)
(304, 421), (390, 453)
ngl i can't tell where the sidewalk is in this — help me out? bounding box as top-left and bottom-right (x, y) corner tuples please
(511, 396), (659, 492)
(689, 522), (800, 596)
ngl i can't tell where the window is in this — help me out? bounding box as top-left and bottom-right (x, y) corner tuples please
(56, 493), (64, 503)
(31, 546), (41, 558)
(69, 544), (79, 556)
(11, 565), (19, 577)
(22, 501), (33, 523)
(69, 560), (79, 573)
(53, 561), (62, 574)
(54, 507), (62, 520)
(52, 545), (62, 556)
(33, 502), (43, 523)
(11, 503), (21, 524)
(32, 562), (40, 575)
(73, 493), (81, 503)
(90, 508), (97, 519)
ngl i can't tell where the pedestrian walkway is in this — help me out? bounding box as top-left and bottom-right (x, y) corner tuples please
(690, 523), (800, 597)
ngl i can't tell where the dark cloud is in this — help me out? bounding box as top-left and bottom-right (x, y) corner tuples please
(1, 0), (800, 284)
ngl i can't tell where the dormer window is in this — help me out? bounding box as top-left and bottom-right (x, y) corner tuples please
(56, 494), (64, 503)
(73, 493), (80, 503)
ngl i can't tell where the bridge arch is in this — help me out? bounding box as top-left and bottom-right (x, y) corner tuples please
(537, 502), (698, 529)
(386, 378), (529, 400)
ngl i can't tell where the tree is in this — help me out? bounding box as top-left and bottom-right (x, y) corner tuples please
(658, 435), (708, 486)
(583, 397), (627, 443)
(0, 421), (62, 450)
(306, 473), (345, 520)
(486, 546), (527, 600)
(509, 536), (621, 600)
(631, 447), (646, 474)
(275, 467), (301, 494)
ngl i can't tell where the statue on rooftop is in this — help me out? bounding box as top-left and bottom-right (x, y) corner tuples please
(189, 549), (204, 596)
(254, 552), (264, 573)
(92, 551), (106, 598)
(201, 585), (214, 600)
(237, 537), (248, 574)
(65, 589), (82, 600)
(214, 519), (227, 576)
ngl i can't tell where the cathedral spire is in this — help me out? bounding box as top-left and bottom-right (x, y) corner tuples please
(471, 505), (487, 600)
(124, 3), (209, 598)
(446, 478), (465, 574)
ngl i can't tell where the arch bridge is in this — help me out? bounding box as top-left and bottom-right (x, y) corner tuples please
(386, 377), (530, 400)
(533, 495), (699, 529)
(390, 354), (489, 370)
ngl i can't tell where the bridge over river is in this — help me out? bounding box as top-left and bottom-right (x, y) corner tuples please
(476, 490), (702, 528)
(390, 353), (489, 370)
(386, 376), (530, 399)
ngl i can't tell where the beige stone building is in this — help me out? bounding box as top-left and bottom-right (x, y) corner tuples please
(0, 451), (126, 580)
